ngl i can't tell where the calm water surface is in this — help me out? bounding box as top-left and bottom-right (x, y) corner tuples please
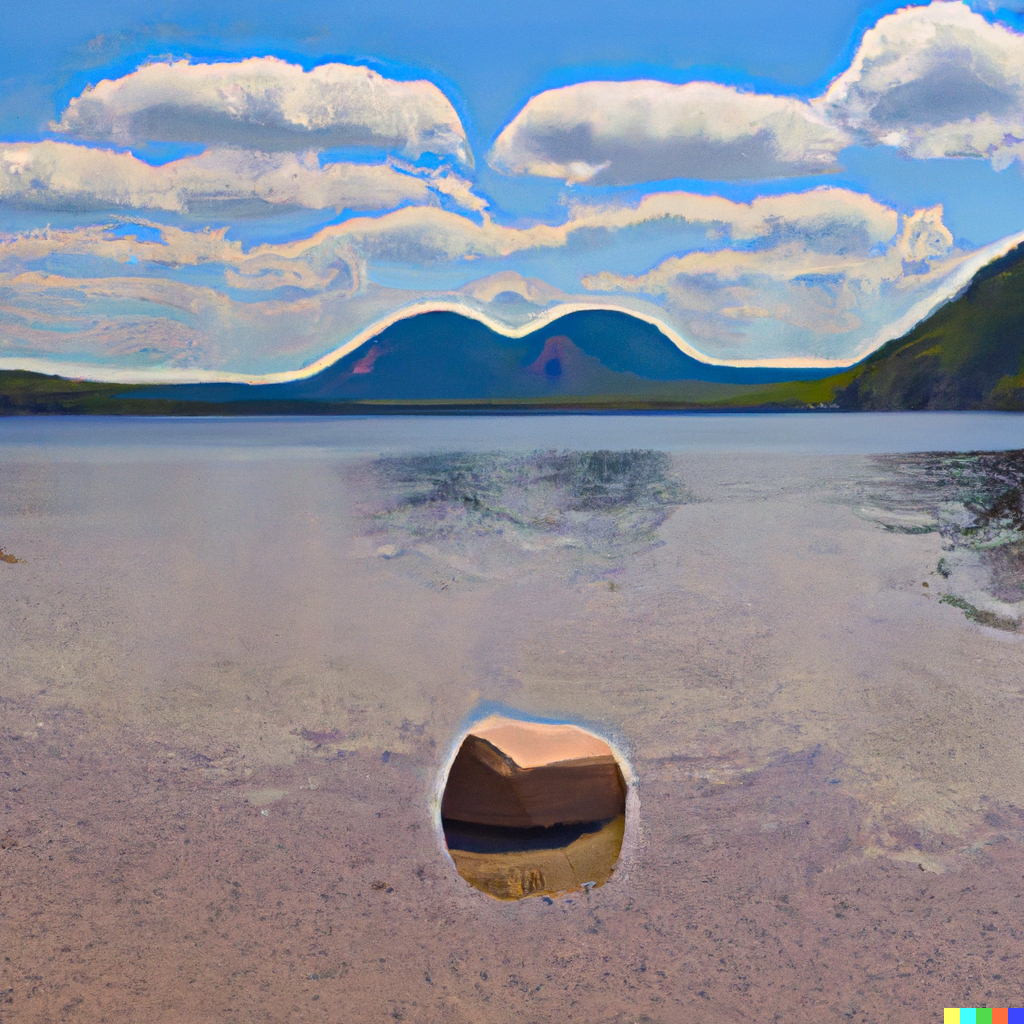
(4, 412), (1024, 1020)
(1, 411), (1024, 459)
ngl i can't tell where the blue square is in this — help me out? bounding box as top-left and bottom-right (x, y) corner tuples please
(1008, 1010), (1024, 1023)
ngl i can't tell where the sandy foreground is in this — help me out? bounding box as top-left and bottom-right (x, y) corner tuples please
(2, 442), (1024, 1022)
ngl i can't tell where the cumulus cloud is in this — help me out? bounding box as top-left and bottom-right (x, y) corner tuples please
(0, 141), (484, 215)
(52, 57), (471, 164)
(489, 81), (849, 184)
(817, 1), (1024, 169)
(492, 2), (1024, 183)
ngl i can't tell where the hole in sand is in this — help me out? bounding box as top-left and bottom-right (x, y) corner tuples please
(440, 715), (628, 900)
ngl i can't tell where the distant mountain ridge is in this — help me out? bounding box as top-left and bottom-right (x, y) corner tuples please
(133, 308), (835, 406)
(4, 249), (1024, 413)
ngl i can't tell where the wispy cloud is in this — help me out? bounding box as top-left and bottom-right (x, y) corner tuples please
(0, 141), (483, 215)
(291, 185), (901, 266)
(970, 0), (1024, 12)
(581, 205), (963, 357)
(52, 57), (472, 164)
(0, 218), (361, 295)
(0, 186), (985, 370)
(1, 185), (899, 269)
(490, 1), (1024, 183)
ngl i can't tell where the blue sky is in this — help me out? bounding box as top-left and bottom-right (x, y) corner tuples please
(1, 0), (1024, 380)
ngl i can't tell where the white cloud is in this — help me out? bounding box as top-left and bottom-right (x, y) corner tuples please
(0, 218), (361, 297)
(580, 204), (965, 356)
(457, 271), (565, 304)
(582, 205), (952, 298)
(491, 2), (1024, 183)
(0, 185), (901, 284)
(0, 141), (484, 215)
(818, 1), (1024, 168)
(52, 57), (471, 164)
(489, 80), (849, 184)
(291, 185), (900, 268)
(0, 185), (967, 369)
(0, 267), (401, 376)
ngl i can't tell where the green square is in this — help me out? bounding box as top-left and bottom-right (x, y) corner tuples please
(978, 1011), (993, 1024)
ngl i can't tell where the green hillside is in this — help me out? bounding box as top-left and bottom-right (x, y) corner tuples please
(834, 243), (1024, 410)
(0, 371), (153, 415)
(0, 368), (771, 415)
(4, 244), (1024, 413)
(723, 241), (1024, 412)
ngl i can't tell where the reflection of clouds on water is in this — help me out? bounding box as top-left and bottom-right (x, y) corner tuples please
(360, 450), (691, 580)
(6, 427), (1024, 1011)
(852, 449), (1024, 629)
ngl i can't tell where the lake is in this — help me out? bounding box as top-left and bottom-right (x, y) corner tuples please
(3, 411), (1024, 459)
(2, 413), (1023, 1020)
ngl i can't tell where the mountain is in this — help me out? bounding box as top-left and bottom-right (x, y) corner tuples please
(5, 248), (1024, 414)
(130, 308), (834, 407)
(831, 242), (1024, 411)
(699, 240), (1024, 413)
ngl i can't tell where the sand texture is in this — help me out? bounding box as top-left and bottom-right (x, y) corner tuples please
(3, 441), (1024, 1021)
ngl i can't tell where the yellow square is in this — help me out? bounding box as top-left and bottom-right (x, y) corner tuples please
(945, 1011), (961, 1024)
